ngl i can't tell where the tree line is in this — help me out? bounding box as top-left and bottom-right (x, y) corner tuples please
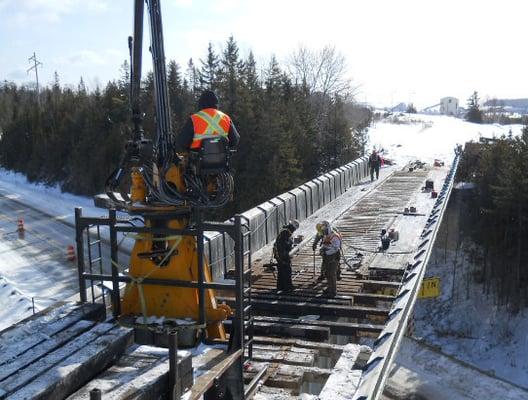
(0, 37), (371, 215)
(458, 127), (528, 311)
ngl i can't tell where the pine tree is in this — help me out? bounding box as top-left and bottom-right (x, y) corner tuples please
(186, 58), (199, 96)
(465, 91), (483, 123)
(199, 42), (219, 91)
(218, 36), (244, 116)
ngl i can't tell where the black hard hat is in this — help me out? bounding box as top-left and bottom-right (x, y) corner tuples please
(198, 90), (219, 109)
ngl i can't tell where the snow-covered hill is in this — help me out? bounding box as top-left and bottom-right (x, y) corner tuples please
(369, 112), (523, 165)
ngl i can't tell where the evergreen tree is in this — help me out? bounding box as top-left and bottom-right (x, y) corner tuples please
(199, 42), (219, 91)
(465, 91), (483, 123)
(0, 38), (367, 217)
(186, 58), (199, 96)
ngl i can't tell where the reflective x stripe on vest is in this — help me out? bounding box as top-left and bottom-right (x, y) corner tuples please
(191, 109), (229, 149)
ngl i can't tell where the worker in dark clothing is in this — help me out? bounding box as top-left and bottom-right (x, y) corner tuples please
(380, 229), (391, 251)
(369, 150), (382, 181)
(176, 90), (240, 152)
(273, 220), (299, 292)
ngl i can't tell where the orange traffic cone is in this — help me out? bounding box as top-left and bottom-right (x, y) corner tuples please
(66, 245), (76, 262)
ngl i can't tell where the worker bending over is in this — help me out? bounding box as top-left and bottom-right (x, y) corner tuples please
(176, 90), (240, 152)
(273, 220), (299, 292)
(313, 221), (342, 297)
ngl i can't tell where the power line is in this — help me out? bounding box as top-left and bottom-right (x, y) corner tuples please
(27, 52), (43, 105)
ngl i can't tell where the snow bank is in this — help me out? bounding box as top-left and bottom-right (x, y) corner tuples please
(0, 276), (35, 331)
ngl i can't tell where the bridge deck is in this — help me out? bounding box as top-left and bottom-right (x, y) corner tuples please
(246, 163), (451, 397)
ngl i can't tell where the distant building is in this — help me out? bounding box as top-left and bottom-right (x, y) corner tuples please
(440, 97), (459, 115)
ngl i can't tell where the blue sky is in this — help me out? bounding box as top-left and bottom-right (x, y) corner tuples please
(1, 0), (527, 108)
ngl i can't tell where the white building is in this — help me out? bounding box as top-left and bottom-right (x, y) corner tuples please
(440, 97), (459, 115)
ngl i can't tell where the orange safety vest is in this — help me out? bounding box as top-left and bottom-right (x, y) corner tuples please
(190, 108), (231, 150)
(322, 231), (342, 246)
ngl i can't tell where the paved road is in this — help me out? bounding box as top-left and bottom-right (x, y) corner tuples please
(0, 193), (129, 312)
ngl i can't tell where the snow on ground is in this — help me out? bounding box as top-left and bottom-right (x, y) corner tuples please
(414, 243), (528, 389)
(0, 276), (35, 331)
(0, 168), (104, 227)
(369, 113), (523, 166)
(384, 337), (528, 400)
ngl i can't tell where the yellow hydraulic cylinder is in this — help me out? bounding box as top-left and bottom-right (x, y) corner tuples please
(130, 169), (147, 202)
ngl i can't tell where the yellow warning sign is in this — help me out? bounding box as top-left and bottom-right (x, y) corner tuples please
(418, 277), (440, 298)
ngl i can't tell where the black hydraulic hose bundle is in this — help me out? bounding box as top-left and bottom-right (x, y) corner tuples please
(106, 0), (233, 209)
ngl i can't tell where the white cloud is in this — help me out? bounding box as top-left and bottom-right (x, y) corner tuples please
(6, 0), (108, 25)
(55, 50), (107, 66)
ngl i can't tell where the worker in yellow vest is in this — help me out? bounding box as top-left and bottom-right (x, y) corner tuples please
(176, 90), (240, 152)
(313, 220), (342, 296)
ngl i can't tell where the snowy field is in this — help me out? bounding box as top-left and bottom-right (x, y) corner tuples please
(369, 112), (523, 165)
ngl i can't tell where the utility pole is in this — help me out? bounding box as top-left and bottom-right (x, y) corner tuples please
(27, 52), (43, 105)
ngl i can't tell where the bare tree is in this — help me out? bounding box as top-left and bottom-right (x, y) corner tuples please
(288, 44), (352, 97)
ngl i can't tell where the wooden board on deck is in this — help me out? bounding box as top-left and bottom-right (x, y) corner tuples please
(4, 324), (133, 400)
(67, 345), (193, 400)
(0, 302), (105, 365)
(253, 316), (384, 337)
(225, 319), (330, 341)
(190, 349), (242, 400)
(236, 298), (390, 320)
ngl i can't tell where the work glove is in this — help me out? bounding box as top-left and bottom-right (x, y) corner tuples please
(312, 243), (317, 252)
(319, 248), (326, 256)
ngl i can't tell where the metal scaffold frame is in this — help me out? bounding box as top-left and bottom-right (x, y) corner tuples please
(74, 207), (253, 398)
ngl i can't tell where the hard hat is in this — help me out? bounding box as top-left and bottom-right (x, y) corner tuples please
(316, 220), (330, 235)
(289, 219), (300, 231)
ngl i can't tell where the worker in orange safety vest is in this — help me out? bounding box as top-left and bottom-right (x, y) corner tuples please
(176, 90), (240, 152)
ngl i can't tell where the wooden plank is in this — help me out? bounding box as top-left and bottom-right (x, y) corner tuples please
(67, 345), (193, 400)
(0, 322), (117, 398)
(225, 319), (330, 341)
(222, 293), (353, 306)
(225, 298), (389, 319)
(0, 320), (96, 382)
(190, 349), (243, 400)
(8, 325), (133, 400)
(252, 336), (344, 359)
(254, 316), (384, 336)
(0, 302), (104, 365)
(359, 279), (401, 292)
(251, 345), (316, 367)
(249, 289), (394, 306)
